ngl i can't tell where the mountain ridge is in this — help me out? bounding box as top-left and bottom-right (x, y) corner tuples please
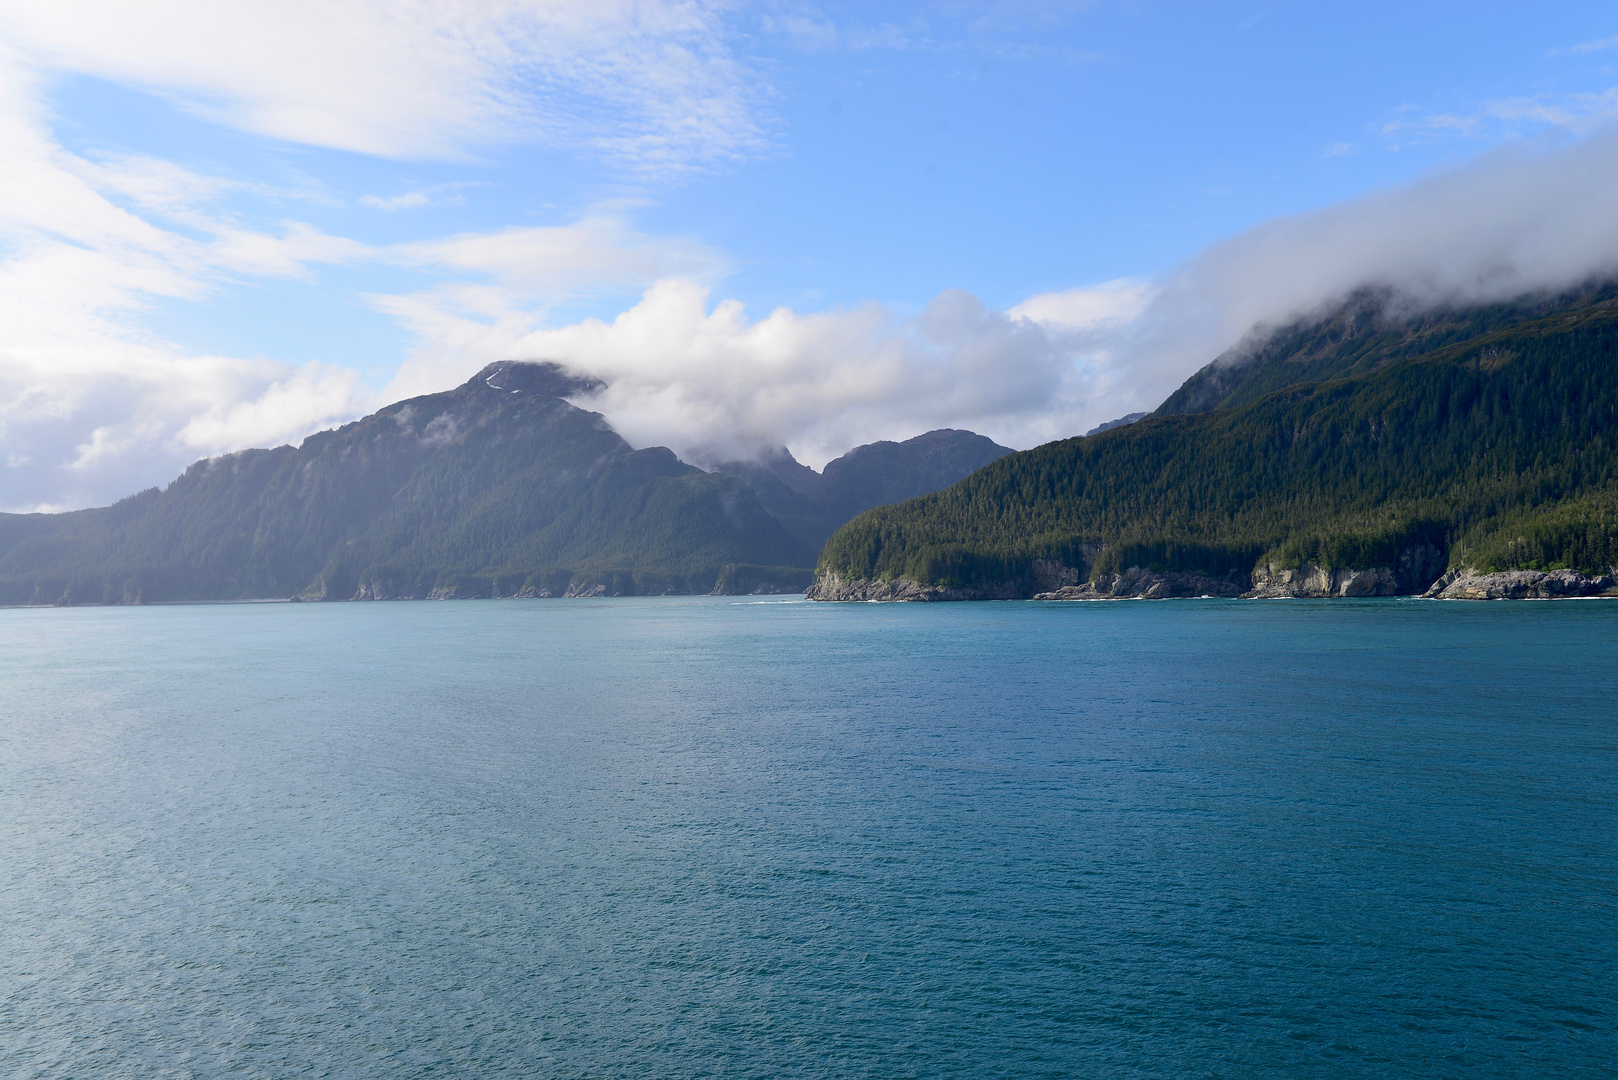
(0, 363), (1011, 604)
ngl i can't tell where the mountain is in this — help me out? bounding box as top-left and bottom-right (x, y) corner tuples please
(810, 281), (1618, 600)
(0, 362), (1010, 604)
(715, 429), (1013, 524)
(1084, 413), (1147, 436)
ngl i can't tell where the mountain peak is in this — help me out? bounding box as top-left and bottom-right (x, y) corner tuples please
(470, 360), (604, 398)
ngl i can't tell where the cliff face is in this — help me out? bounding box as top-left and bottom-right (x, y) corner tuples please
(1244, 564), (1398, 598)
(1238, 542), (1446, 598)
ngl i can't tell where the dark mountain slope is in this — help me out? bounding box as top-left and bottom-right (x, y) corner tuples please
(0, 363), (809, 602)
(818, 429), (1013, 522)
(0, 362), (1011, 603)
(715, 429), (1013, 525)
(813, 284), (1618, 599)
(1158, 281), (1618, 415)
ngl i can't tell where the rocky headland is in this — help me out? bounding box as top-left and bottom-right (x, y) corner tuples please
(1422, 568), (1618, 600)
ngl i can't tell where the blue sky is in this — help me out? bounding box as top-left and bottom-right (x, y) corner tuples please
(4, 1), (1618, 510)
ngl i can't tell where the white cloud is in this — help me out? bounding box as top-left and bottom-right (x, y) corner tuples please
(174, 364), (365, 452)
(1009, 279), (1153, 329)
(360, 182), (487, 212)
(0, 0), (762, 168)
(372, 217), (728, 401)
(1145, 126), (1618, 362)
(361, 192), (433, 212)
(0, 63), (382, 511)
(375, 277), (1141, 468)
(367, 125), (1618, 472)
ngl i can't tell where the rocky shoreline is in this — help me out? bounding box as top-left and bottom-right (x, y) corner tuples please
(803, 571), (1025, 602)
(21, 565), (1617, 606)
(1033, 567), (1246, 601)
(810, 564), (1618, 602)
(1421, 568), (1617, 599)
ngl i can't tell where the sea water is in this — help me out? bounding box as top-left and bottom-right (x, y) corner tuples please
(0, 597), (1613, 1078)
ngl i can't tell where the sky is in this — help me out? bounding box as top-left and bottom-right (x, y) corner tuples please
(4, 1), (1618, 511)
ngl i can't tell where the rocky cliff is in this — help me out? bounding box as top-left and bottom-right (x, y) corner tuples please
(1422, 568), (1618, 600)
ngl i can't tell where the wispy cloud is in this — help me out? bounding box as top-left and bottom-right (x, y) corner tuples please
(1549, 34), (1618, 57)
(389, 216), (725, 292)
(0, 0), (765, 171)
(360, 182), (485, 212)
(1232, 7), (1276, 34)
(758, 2), (1103, 58)
(361, 192), (432, 212)
(1382, 89), (1618, 145)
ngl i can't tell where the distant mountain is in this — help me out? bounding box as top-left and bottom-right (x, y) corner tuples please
(811, 281), (1618, 600)
(715, 429), (1013, 525)
(0, 362), (1010, 603)
(1084, 413), (1146, 437)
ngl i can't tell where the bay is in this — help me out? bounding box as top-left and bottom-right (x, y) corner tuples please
(1, 597), (1614, 1078)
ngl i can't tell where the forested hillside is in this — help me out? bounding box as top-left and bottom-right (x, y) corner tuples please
(815, 283), (1618, 597)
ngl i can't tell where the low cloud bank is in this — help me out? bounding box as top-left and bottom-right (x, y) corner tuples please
(481, 128), (1618, 468)
(512, 280), (1146, 468)
(1148, 129), (1618, 370)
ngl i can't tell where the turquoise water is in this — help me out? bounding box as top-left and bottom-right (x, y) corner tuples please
(1, 597), (1614, 1078)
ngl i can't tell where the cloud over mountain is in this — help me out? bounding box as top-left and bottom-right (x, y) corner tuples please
(4, 1), (1618, 513)
(372, 127), (1618, 470)
(1125, 127), (1618, 381)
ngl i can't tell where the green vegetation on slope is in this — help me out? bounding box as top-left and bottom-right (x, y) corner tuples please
(818, 285), (1618, 593)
